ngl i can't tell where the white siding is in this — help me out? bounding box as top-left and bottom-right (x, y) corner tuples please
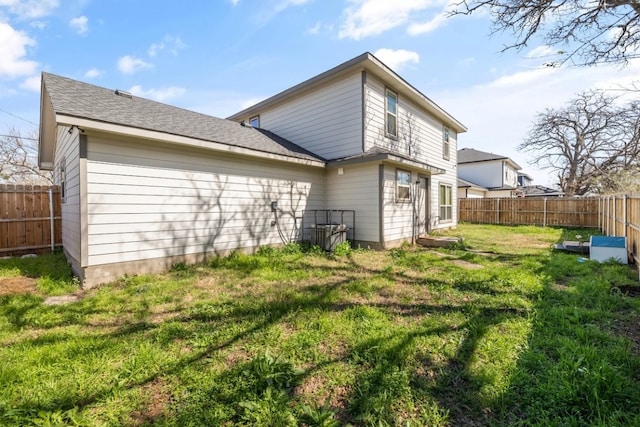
(325, 163), (379, 243)
(85, 134), (325, 266)
(382, 165), (414, 242)
(54, 126), (81, 265)
(366, 74), (459, 234)
(458, 188), (487, 199)
(364, 74), (458, 171)
(431, 176), (457, 230)
(240, 73), (363, 160)
(458, 161), (504, 189)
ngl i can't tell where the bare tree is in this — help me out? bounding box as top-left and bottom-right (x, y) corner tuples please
(518, 90), (640, 196)
(0, 128), (53, 185)
(593, 167), (640, 194)
(452, 0), (640, 66)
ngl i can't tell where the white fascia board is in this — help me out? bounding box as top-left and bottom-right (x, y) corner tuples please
(55, 114), (326, 168)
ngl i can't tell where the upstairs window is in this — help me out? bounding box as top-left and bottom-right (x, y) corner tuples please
(396, 169), (411, 202)
(386, 89), (398, 138)
(443, 126), (450, 160)
(249, 115), (260, 127)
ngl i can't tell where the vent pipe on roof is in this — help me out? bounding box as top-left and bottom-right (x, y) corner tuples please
(240, 121), (252, 127)
(115, 89), (132, 98)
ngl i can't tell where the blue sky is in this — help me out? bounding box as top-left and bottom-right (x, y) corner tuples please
(1, 0), (639, 186)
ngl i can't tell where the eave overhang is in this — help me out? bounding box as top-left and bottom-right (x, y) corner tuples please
(51, 114), (327, 169)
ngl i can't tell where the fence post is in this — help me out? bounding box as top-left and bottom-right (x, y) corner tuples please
(623, 194), (627, 238)
(543, 198), (547, 227)
(496, 198), (500, 224)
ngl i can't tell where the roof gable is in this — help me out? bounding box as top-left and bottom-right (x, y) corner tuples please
(457, 148), (522, 169)
(39, 72), (324, 165)
(227, 52), (467, 134)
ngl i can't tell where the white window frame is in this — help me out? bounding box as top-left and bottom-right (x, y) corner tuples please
(385, 88), (398, 138)
(249, 115), (260, 128)
(439, 183), (452, 221)
(396, 169), (411, 202)
(60, 157), (66, 204)
(443, 126), (450, 160)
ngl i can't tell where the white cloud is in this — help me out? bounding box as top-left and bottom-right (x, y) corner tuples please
(0, 22), (38, 78)
(307, 21), (333, 35)
(459, 57), (475, 66)
(19, 74), (39, 91)
(148, 35), (186, 57)
(230, 0), (240, 4)
(84, 68), (102, 79)
(117, 55), (153, 74)
(339, 0), (433, 40)
(374, 48), (419, 71)
(129, 85), (186, 102)
(433, 59), (640, 186)
(0, 0), (59, 20)
(407, 11), (447, 35)
(240, 96), (266, 110)
(526, 45), (554, 58)
(69, 16), (88, 34)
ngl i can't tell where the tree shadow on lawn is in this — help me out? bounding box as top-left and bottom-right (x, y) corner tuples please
(489, 252), (640, 426)
(4, 247), (640, 426)
(0, 249), (536, 424)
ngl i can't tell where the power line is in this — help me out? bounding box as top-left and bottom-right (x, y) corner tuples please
(0, 134), (38, 141)
(0, 107), (38, 127)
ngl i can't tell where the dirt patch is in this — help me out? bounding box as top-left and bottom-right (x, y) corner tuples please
(0, 276), (38, 296)
(129, 378), (173, 426)
(451, 260), (484, 270)
(44, 294), (81, 305)
(616, 285), (640, 298)
(610, 313), (640, 354)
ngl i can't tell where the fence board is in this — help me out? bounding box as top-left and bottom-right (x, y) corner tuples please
(0, 184), (62, 256)
(459, 197), (600, 227)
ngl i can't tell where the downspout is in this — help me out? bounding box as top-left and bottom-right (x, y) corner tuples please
(48, 187), (55, 252)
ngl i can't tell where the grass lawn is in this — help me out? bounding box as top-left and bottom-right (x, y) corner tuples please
(1, 224), (640, 426)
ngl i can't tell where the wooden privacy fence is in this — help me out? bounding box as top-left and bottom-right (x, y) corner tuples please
(459, 198), (601, 228)
(0, 184), (62, 256)
(601, 195), (640, 265)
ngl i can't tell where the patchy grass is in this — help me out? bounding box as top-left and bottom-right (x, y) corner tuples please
(1, 224), (639, 426)
(0, 251), (78, 295)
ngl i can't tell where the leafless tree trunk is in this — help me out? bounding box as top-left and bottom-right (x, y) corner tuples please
(0, 128), (53, 185)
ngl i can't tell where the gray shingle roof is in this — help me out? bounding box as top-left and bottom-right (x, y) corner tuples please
(457, 148), (508, 163)
(42, 72), (324, 163)
(457, 178), (487, 189)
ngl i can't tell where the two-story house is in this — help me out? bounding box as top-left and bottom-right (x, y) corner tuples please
(38, 52), (466, 286)
(457, 148), (522, 198)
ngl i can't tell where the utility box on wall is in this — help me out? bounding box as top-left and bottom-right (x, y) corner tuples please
(589, 236), (628, 264)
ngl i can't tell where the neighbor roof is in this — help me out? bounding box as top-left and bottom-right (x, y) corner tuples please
(39, 72), (324, 167)
(227, 52), (467, 134)
(457, 148), (522, 169)
(457, 178), (487, 190)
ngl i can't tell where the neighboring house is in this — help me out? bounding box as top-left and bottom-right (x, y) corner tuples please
(457, 178), (488, 199)
(518, 172), (533, 187)
(516, 172), (563, 197)
(519, 185), (563, 198)
(39, 52), (466, 286)
(457, 148), (522, 198)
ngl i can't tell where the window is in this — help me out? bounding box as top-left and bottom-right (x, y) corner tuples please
(443, 126), (450, 160)
(396, 169), (411, 202)
(60, 158), (66, 203)
(385, 89), (398, 138)
(249, 115), (260, 128)
(439, 184), (452, 221)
